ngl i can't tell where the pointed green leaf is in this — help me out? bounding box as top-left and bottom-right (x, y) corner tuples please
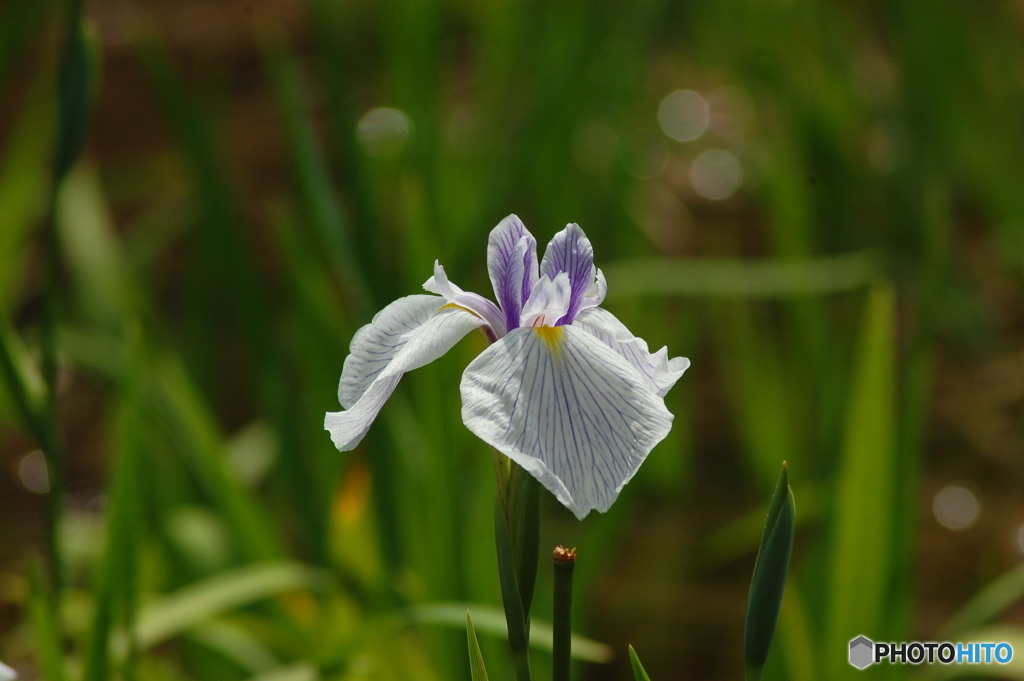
(628, 645), (653, 681)
(744, 463), (796, 678)
(466, 611), (491, 681)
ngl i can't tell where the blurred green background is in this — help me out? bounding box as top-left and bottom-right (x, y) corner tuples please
(1, 1), (1022, 679)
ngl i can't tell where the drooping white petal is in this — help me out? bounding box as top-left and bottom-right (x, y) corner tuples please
(326, 298), (485, 451)
(460, 325), (674, 519)
(573, 307), (690, 398)
(519, 272), (572, 329)
(339, 295), (439, 408)
(487, 214), (538, 330)
(424, 260), (507, 337)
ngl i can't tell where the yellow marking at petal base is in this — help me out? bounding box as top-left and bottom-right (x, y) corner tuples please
(536, 325), (564, 353)
(439, 302), (481, 319)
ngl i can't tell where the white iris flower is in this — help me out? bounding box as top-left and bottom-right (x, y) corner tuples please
(325, 215), (689, 519)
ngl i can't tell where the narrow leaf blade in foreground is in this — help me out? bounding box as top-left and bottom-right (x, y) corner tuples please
(628, 645), (653, 681)
(744, 462), (796, 680)
(825, 285), (896, 680)
(466, 611), (491, 681)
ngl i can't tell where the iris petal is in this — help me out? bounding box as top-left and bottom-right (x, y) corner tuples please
(424, 261), (507, 337)
(573, 307), (690, 398)
(539, 223), (596, 325)
(520, 272), (572, 329)
(327, 297), (486, 451)
(460, 325), (674, 519)
(579, 268), (607, 311)
(487, 214), (539, 331)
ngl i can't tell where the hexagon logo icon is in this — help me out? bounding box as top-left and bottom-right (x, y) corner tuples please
(849, 636), (874, 669)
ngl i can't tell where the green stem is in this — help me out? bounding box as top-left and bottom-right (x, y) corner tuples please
(492, 454), (540, 681)
(552, 546), (576, 681)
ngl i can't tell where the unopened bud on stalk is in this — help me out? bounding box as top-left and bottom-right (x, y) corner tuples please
(553, 545), (576, 681)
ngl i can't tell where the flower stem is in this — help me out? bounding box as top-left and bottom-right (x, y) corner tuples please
(552, 546), (576, 681)
(492, 452), (540, 681)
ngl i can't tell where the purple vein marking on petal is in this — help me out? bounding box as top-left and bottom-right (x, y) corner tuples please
(560, 344), (611, 495)
(536, 336), (557, 469)
(489, 217), (537, 332)
(563, 340), (637, 477)
(504, 337), (534, 441)
(554, 348), (582, 495)
(540, 225), (595, 326)
(562, 345), (609, 493)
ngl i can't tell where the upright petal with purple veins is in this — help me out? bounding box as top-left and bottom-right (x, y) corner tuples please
(488, 215), (539, 332)
(539, 224), (597, 325)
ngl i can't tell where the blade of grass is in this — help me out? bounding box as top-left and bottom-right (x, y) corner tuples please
(82, 324), (144, 681)
(604, 252), (881, 299)
(824, 285), (897, 680)
(628, 645), (653, 681)
(130, 562), (331, 650)
(939, 563), (1024, 639)
(0, 61), (52, 314)
(262, 35), (371, 317)
(0, 317), (45, 444)
(27, 559), (64, 681)
(466, 611), (491, 681)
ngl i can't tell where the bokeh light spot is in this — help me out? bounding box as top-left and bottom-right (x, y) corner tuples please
(357, 107), (413, 158)
(17, 450), (50, 494)
(658, 89), (710, 142)
(689, 149), (742, 200)
(932, 484), (980, 531)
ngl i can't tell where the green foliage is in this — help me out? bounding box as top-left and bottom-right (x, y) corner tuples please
(466, 611), (491, 681)
(628, 645), (653, 681)
(744, 464), (795, 680)
(0, 0), (1020, 679)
